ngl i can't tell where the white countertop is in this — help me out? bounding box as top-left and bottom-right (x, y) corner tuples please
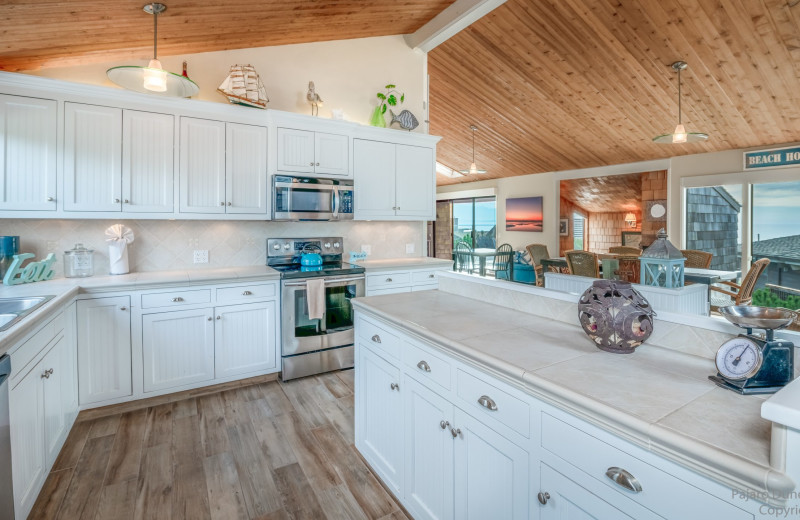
(352, 289), (795, 500)
(355, 257), (453, 271)
(0, 265), (280, 354)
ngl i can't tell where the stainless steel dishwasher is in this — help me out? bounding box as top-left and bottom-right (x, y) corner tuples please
(0, 355), (13, 519)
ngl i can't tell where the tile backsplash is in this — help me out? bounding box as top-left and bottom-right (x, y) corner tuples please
(2, 219), (424, 277)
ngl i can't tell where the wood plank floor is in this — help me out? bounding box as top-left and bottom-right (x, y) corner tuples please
(30, 371), (408, 520)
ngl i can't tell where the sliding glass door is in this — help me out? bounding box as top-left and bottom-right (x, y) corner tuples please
(453, 197), (496, 249)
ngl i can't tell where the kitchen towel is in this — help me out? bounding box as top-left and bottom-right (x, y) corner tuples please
(105, 224), (135, 275)
(306, 278), (326, 320)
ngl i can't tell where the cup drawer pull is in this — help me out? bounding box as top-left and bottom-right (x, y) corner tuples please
(171, 297), (184, 302)
(242, 290), (253, 295)
(477, 395), (498, 411)
(371, 334), (381, 343)
(605, 467), (642, 493)
(417, 360), (431, 372)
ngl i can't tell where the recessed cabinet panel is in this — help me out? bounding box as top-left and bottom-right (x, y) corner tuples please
(315, 132), (349, 176)
(64, 103), (123, 212)
(395, 144), (434, 218)
(9, 361), (45, 519)
(122, 110), (174, 213)
(42, 337), (69, 467)
(354, 139), (396, 219)
(0, 95), (57, 211)
(277, 128), (315, 174)
(215, 301), (277, 378)
(179, 117), (226, 213)
(226, 123), (268, 214)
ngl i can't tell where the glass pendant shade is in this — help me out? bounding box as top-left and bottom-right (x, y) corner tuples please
(653, 61), (708, 144)
(143, 59), (167, 92)
(459, 125), (488, 175)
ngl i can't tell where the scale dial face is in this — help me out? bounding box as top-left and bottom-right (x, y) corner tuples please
(715, 337), (763, 381)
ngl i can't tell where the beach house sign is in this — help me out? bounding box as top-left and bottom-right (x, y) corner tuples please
(744, 145), (800, 171)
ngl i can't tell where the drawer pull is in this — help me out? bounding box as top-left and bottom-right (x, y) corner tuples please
(417, 360), (431, 372)
(371, 334), (381, 343)
(386, 277), (393, 282)
(537, 492), (550, 505)
(390, 382), (399, 391)
(119, 306), (127, 311)
(440, 420), (449, 430)
(242, 290), (253, 296)
(171, 297), (184, 302)
(605, 467), (642, 493)
(478, 395), (498, 411)
(207, 317), (213, 321)
(428, 274), (435, 278)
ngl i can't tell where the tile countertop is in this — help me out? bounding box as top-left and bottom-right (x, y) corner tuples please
(0, 266), (280, 355)
(354, 257), (453, 271)
(351, 289), (796, 502)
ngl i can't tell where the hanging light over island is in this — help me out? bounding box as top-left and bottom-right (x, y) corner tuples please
(653, 61), (708, 144)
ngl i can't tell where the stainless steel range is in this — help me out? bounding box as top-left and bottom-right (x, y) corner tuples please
(268, 237), (365, 381)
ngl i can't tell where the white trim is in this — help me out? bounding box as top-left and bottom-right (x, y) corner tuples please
(436, 187), (496, 200)
(403, 0), (507, 52)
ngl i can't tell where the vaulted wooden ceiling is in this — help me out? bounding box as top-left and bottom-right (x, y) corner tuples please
(560, 173), (643, 213)
(430, 0), (800, 186)
(0, 0), (455, 72)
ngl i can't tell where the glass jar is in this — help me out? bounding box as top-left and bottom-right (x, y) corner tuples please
(64, 243), (94, 278)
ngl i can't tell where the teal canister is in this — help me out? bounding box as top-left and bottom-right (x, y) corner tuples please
(0, 236), (19, 278)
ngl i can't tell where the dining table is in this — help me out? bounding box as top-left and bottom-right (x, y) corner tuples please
(683, 267), (740, 285)
(453, 248), (498, 277)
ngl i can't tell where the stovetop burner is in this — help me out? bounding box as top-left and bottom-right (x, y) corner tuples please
(271, 261), (365, 280)
(267, 237), (364, 280)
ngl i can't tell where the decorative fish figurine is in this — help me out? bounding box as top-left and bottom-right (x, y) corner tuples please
(389, 109), (419, 131)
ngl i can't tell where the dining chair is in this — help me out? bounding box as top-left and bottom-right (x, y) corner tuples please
(615, 255), (641, 284)
(565, 250), (600, 278)
(681, 249), (713, 269)
(525, 243), (549, 286)
(710, 258), (770, 311)
(489, 243), (514, 279)
(609, 246), (642, 256)
(453, 242), (474, 274)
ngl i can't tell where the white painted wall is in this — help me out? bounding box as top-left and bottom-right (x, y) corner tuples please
(26, 35), (428, 131)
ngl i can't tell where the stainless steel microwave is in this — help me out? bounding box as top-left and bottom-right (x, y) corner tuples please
(272, 175), (354, 221)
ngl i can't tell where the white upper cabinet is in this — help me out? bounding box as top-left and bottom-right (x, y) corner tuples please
(277, 127), (349, 176)
(122, 110), (174, 213)
(64, 103), (122, 212)
(354, 139), (396, 219)
(0, 95), (57, 211)
(226, 122), (268, 214)
(395, 144), (434, 218)
(179, 117), (226, 214)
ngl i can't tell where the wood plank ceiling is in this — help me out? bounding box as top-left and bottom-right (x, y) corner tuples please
(0, 0), (455, 72)
(430, 0), (800, 185)
(560, 173), (643, 213)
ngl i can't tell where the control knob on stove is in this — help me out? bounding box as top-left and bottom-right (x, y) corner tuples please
(273, 244), (281, 250)
(324, 242), (331, 249)
(283, 243), (291, 250)
(333, 242), (340, 248)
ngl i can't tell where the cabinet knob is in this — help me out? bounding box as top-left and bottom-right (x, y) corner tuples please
(41, 368), (53, 379)
(386, 278), (393, 282)
(429, 274), (435, 279)
(371, 334), (381, 343)
(605, 467), (642, 493)
(477, 395), (498, 411)
(440, 420), (449, 430)
(171, 297), (184, 302)
(114, 198), (121, 203)
(390, 382), (399, 391)
(46, 196), (55, 202)
(316, 162), (320, 166)
(207, 317), (213, 321)
(242, 290), (253, 296)
(450, 427), (461, 438)
(124, 199), (129, 204)
(417, 360), (431, 373)
(216, 316), (221, 320)
(537, 492), (550, 505)
(120, 306), (127, 311)
(220, 202), (226, 206)
(309, 162), (315, 166)
(227, 202), (232, 206)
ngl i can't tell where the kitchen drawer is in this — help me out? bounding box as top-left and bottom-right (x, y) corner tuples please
(10, 311), (65, 385)
(216, 283), (277, 303)
(141, 289), (211, 309)
(411, 284), (437, 292)
(369, 286), (411, 296)
(456, 369), (530, 438)
(411, 269), (441, 284)
(402, 339), (451, 391)
(367, 271), (411, 289)
(357, 315), (401, 359)
(540, 413), (752, 520)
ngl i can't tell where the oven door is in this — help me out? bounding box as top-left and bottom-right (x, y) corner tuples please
(274, 178), (336, 220)
(281, 275), (365, 356)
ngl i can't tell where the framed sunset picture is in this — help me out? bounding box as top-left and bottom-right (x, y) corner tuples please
(506, 196), (543, 232)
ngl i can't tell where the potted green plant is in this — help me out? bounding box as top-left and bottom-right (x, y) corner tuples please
(370, 84), (404, 128)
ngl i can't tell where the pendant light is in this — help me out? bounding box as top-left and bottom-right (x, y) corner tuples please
(653, 61), (708, 144)
(459, 125), (487, 175)
(107, 3), (199, 97)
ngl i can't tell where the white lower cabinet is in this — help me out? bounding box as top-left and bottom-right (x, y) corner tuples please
(539, 463), (641, 520)
(142, 308), (215, 392)
(77, 296), (132, 405)
(9, 361), (45, 519)
(365, 267), (450, 296)
(215, 301), (277, 378)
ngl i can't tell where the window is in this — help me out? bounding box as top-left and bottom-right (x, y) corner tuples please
(685, 185), (742, 271)
(452, 196), (496, 248)
(573, 212), (585, 250)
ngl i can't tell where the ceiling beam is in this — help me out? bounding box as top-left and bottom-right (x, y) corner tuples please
(404, 0), (507, 53)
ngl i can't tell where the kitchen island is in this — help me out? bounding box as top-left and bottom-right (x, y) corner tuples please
(352, 271), (800, 519)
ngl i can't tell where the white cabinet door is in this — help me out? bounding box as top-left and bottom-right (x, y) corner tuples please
(215, 301), (277, 378)
(395, 144), (434, 219)
(77, 296), (132, 405)
(354, 139), (396, 219)
(64, 103), (123, 212)
(277, 128), (315, 174)
(142, 308), (215, 393)
(62, 302), (79, 426)
(360, 346), (404, 494)
(9, 362), (45, 519)
(404, 376), (454, 520)
(315, 132), (349, 176)
(226, 123), (268, 214)
(41, 336), (68, 467)
(122, 110), (174, 213)
(179, 117), (226, 213)
(539, 463), (638, 520)
(453, 409), (529, 520)
(0, 95), (57, 211)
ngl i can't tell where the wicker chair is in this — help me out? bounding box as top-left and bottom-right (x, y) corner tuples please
(710, 258), (770, 311)
(608, 246), (643, 256)
(489, 243), (514, 279)
(453, 242), (474, 274)
(525, 243), (550, 286)
(681, 249), (713, 269)
(615, 255), (641, 284)
(565, 250), (600, 278)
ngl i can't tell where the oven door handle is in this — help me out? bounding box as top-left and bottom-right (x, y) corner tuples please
(284, 276), (365, 287)
(332, 186), (339, 219)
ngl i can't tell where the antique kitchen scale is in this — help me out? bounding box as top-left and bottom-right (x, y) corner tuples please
(709, 306), (797, 395)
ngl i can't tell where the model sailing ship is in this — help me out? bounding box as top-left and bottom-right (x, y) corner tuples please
(217, 64), (269, 109)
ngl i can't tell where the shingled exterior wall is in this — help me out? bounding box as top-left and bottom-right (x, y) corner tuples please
(686, 186), (741, 271)
(434, 201), (454, 259)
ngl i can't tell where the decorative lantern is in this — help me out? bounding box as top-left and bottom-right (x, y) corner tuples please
(639, 228), (685, 288)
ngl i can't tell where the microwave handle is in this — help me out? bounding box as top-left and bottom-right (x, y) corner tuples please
(332, 186), (339, 219)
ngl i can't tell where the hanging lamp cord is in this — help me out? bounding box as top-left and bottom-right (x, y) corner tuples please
(472, 128), (476, 162)
(152, 3), (158, 60)
(677, 67), (682, 125)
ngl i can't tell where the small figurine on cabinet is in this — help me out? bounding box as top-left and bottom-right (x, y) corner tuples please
(306, 81), (324, 116)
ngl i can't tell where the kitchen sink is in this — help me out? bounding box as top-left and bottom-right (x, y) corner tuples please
(0, 296), (56, 332)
